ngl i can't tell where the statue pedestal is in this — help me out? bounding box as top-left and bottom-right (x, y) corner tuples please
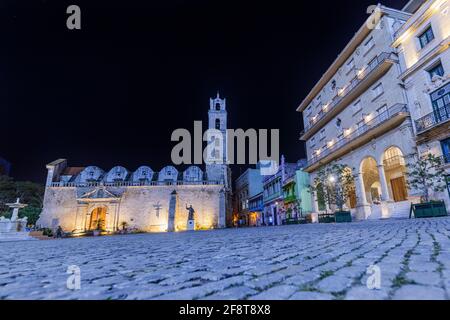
(187, 220), (195, 231)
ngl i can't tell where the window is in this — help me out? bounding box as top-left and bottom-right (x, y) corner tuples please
(319, 129), (326, 140)
(331, 80), (337, 91)
(441, 137), (450, 164)
(347, 58), (355, 72)
(335, 118), (342, 128)
(216, 103), (221, 110)
(372, 83), (384, 99)
(378, 104), (388, 121)
(353, 100), (362, 114)
(418, 26), (435, 48)
(364, 37), (375, 54)
(215, 119), (221, 130)
(428, 63), (445, 79)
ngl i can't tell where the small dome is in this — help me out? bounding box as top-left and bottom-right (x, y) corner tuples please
(158, 166), (178, 182)
(132, 166), (154, 182)
(104, 166), (129, 183)
(183, 166), (203, 182)
(77, 166), (104, 183)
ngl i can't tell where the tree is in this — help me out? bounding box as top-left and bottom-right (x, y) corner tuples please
(407, 153), (446, 203)
(311, 163), (355, 212)
(0, 175), (44, 226)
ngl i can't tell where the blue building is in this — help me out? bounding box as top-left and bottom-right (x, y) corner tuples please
(235, 167), (264, 226)
(0, 157), (11, 176)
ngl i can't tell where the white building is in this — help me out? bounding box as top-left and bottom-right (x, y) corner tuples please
(393, 0), (450, 209)
(297, 4), (419, 220)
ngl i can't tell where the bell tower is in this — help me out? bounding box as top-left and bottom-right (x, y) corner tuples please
(206, 92), (230, 185)
(206, 92), (232, 227)
(208, 92), (228, 162)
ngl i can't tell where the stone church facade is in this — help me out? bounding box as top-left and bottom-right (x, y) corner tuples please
(38, 94), (232, 233)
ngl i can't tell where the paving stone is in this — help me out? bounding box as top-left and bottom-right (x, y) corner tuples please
(289, 291), (335, 300)
(345, 286), (389, 300)
(1, 217), (450, 300)
(392, 285), (446, 300)
(248, 285), (298, 300)
(405, 271), (442, 286)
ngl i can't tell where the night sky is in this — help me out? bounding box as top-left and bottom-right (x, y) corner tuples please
(1, 0), (407, 183)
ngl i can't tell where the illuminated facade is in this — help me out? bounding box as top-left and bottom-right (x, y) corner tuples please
(38, 95), (232, 233)
(297, 4), (419, 220)
(393, 0), (450, 210)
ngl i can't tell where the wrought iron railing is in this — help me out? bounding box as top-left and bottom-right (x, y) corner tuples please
(306, 103), (408, 168)
(50, 180), (223, 187)
(415, 102), (450, 133)
(300, 52), (396, 138)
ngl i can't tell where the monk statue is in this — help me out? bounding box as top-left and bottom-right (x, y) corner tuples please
(186, 205), (195, 221)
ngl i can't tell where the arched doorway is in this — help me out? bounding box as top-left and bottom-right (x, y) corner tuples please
(383, 147), (408, 202)
(88, 207), (107, 231)
(361, 157), (381, 204)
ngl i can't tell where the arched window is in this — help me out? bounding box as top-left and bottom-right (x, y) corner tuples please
(216, 103), (221, 110)
(215, 119), (221, 130)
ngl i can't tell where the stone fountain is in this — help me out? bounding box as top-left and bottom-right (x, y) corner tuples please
(0, 198), (34, 242)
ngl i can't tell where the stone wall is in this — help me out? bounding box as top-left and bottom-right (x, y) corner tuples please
(38, 184), (224, 233)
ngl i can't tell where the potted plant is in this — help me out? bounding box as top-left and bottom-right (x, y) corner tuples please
(311, 163), (354, 223)
(407, 154), (448, 218)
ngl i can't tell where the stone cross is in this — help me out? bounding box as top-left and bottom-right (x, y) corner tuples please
(153, 202), (162, 218)
(6, 198), (28, 221)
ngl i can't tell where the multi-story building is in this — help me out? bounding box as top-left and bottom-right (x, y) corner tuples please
(282, 162), (313, 222)
(297, 5), (418, 220)
(235, 167), (263, 226)
(248, 192), (264, 226)
(0, 157), (11, 176)
(393, 0), (450, 210)
(262, 156), (298, 225)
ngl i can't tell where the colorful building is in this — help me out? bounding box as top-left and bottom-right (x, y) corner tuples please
(262, 156), (298, 226)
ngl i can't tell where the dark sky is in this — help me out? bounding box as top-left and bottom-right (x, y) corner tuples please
(1, 0), (407, 183)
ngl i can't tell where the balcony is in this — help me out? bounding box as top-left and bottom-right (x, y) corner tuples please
(300, 52), (397, 141)
(304, 103), (409, 173)
(415, 102), (450, 141)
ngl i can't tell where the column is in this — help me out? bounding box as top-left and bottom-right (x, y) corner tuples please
(355, 172), (371, 220)
(377, 164), (392, 202)
(167, 190), (177, 232)
(312, 191), (319, 213)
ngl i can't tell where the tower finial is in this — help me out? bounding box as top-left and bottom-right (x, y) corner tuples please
(217, 91), (220, 98)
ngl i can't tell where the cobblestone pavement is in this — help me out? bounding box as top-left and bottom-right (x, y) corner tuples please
(2, 217), (450, 300)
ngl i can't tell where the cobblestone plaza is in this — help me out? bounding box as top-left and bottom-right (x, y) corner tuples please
(2, 218), (450, 300)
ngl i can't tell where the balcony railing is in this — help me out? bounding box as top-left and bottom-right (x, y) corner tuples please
(383, 155), (406, 171)
(415, 102), (450, 134)
(50, 180), (223, 188)
(306, 103), (408, 169)
(300, 52), (396, 139)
